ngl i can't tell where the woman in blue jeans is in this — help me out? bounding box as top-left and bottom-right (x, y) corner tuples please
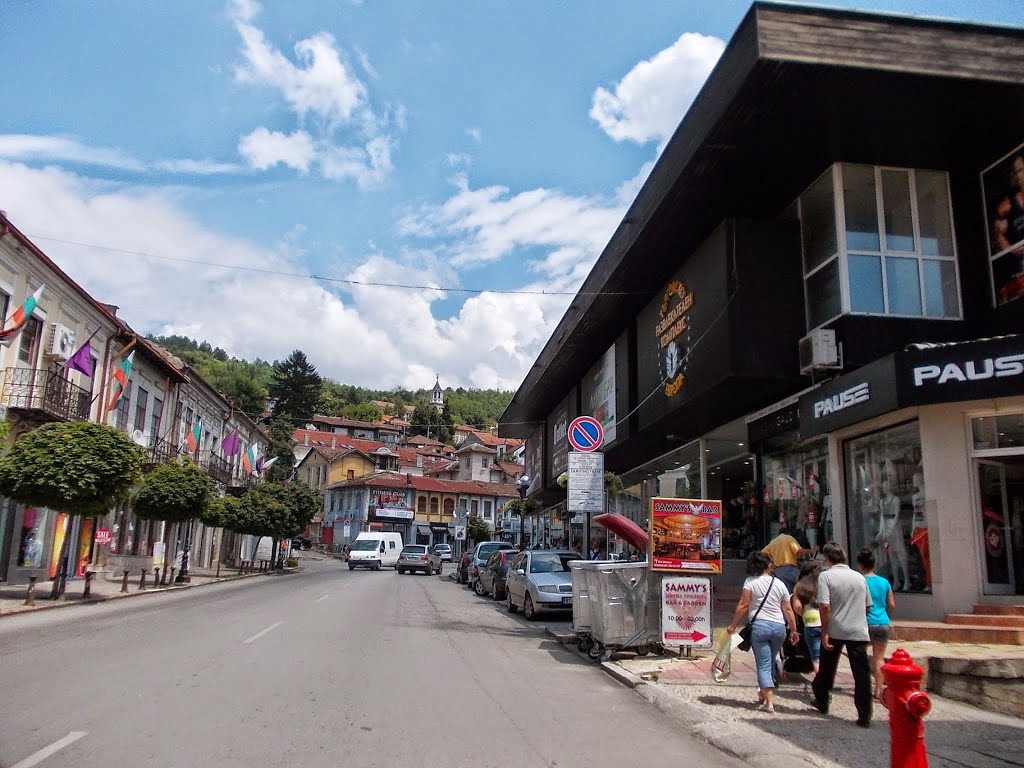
(727, 552), (800, 713)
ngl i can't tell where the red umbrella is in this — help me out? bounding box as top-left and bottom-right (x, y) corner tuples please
(593, 513), (648, 552)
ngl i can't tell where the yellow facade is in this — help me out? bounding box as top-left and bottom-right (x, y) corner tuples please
(413, 491), (459, 525)
(327, 451), (377, 486)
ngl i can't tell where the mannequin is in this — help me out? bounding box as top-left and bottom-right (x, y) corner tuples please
(910, 467), (931, 590)
(877, 478), (911, 591)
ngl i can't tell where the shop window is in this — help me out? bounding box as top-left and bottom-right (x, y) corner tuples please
(18, 507), (48, 568)
(762, 440), (830, 551)
(800, 164), (961, 329)
(844, 421), (929, 593)
(972, 414), (1024, 451)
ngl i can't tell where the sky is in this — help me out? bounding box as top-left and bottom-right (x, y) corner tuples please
(1, 0), (1021, 392)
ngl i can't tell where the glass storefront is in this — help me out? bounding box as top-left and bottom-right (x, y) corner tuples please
(762, 439), (830, 549)
(18, 506), (48, 569)
(843, 421), (930, 593)
(972, 413), (1024, 595)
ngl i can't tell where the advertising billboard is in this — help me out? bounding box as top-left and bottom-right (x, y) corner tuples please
(982, 140), (1024, 306)
(650, 497), (722, 573)
(583, 345), (617, 446)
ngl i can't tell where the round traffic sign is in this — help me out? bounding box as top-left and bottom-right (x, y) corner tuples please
(568, 416), (604, 452)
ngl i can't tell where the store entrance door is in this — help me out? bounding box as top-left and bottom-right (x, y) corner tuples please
(976, 458), (1024, 595)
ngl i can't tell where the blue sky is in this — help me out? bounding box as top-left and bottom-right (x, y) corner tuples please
(1, 0), (1021, 390)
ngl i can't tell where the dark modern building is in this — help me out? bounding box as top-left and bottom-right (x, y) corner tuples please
(500, 2), (1024, 621)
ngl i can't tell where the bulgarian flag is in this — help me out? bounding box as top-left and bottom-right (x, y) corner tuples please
(186, 418), (202, 454)
(260, 457), (279, 473)
(242, 442), (259, 475)
(106, 351), (135, 411)
(0, 286), (44, 341)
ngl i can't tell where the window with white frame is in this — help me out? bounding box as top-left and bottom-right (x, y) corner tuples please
(800, 164), (961, 329)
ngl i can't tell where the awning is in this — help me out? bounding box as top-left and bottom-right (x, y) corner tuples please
(416, 525), (432, 536)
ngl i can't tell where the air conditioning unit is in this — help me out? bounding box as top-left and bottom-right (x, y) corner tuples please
(45, 323), (77, 360)
(798, 328), (841, 374)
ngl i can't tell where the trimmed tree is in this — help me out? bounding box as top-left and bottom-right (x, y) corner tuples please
(238, 482), (321, 567)
(0, 421), (146, 597)
(132, 461), (213, 582)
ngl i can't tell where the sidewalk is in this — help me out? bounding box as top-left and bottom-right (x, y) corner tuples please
(594, 639), (1024, 768)
(0, 563), (274, 618)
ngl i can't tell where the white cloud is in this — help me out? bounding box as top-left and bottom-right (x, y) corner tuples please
(445, 152), (471, 168)
(465, 127), (482, 143)
(238, 128), (316, 172)
(319, 136), (393, 189)
(153, 158), (245, 175)
(0, 134), (144, 171)
(590, 32), (724, 145)
(0, 160), (585, 390)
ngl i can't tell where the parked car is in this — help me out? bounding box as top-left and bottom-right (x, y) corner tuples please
(456, 551), (472, 583)
(397, 544), (438, 575)
(291, 536), (311, 551)
(467, 541), (517, 590)
(426, 544), (447, 573)
(475, 549), (518, 599)
(433, 543), (453, 562)
(505, 550), (582, 620)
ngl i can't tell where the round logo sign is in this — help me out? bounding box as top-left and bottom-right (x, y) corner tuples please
(656, 280), (694, 398)
(567, 416), (604, 452)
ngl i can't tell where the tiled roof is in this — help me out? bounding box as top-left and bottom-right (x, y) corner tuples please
(311, 414), (401, 431)
(466, 430), (523, 449)
(294, 428), (447, 470)
(403, 434), (441, 446)
(493, 461), (525, 477)
(327, 472), (518, 498)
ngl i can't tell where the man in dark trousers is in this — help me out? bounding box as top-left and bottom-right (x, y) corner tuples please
(811, 542), (873, 727)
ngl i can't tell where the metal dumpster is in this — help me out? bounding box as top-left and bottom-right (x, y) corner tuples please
(588, 562), (661, 656)
(569, 560), (592, 636)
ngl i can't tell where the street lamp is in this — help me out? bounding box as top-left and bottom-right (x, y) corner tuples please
(516, 475), (530, 549)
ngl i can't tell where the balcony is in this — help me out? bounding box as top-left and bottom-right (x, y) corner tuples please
(1, 368), (91, 423)
(203, 452), (234, 486)
(147, 437), (181, 467)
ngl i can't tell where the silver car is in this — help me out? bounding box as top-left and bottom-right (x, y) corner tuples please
(432, 543), (453, 562)
(397, 544), (438, 575)
(504, 550), (582, 620)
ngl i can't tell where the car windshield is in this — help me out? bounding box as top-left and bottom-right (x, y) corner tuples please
(529, 553), (577, 573)
(352, 540), (379, 551)
(477, 543), (510, 560)
(435, 545), (451, 551)
(403, 546), (426, 554)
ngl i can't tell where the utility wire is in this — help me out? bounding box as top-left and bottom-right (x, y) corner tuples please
(29, 234), (651, 297)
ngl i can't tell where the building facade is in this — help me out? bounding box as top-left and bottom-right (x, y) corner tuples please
(501, 4), (1024, 620)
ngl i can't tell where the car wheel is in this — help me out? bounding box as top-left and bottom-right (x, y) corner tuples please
(398, 568), (405, 575)
(474, 578), (485, 596)
(506, 590), (518, 613)
(348, 564), (355, 571)
(374, 560), (381, 571)
(524, 594), (537, 621)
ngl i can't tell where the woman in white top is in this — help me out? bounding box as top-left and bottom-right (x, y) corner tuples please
(727, 551), (800, 713)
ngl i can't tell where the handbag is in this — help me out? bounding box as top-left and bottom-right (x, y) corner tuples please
(737, 575), (776, 652)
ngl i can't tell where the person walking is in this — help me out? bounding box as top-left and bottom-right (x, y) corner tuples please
(726, 551), (799, 713)
(762, 528), (818, 592)
(791, 560), (823, 674)
(857, 546), (895, 700)
(810, 542), (873, 728)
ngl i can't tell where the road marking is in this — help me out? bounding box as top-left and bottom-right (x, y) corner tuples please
(11, 731), (87, 768)
(243, 621), (282, 644)
(315, 594), (329, 603)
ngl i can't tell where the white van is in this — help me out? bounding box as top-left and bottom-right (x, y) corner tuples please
(348, 532), (403, 570)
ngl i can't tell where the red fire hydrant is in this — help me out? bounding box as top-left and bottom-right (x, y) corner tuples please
(881, 648), (932, 768)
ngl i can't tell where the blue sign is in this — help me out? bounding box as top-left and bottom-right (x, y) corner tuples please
(568, 416), (604, 452)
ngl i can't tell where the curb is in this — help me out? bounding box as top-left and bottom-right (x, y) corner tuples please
(600, 661), (643, 689)
(0, 571), (266, 619)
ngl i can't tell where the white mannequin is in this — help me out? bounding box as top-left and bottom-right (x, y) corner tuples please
(877, 478), (911, 591)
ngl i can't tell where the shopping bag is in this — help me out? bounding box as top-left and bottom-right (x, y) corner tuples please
(711, 631), (733, 683)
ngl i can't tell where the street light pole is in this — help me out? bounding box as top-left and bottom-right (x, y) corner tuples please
(516, 475), (530, 550)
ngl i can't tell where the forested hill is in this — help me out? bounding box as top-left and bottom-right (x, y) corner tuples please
(148, 335), (515, 429)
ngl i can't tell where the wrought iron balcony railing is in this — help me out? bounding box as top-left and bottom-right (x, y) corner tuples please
(1, 367), (91, 422)
(148, 437), (181, 466)
(204, 452), (234, 485)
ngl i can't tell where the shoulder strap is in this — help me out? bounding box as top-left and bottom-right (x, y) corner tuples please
(750, 575), (776, 624)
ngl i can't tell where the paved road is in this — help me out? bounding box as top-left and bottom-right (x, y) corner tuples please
(0, 557), (741, 768)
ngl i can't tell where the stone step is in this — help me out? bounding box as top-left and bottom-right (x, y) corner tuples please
(973, 604), (1024, 617)
(946, 613), (1024, 628)
(892, 620), (1024, 645)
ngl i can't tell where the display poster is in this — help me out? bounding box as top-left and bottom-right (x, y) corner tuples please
(584, 346), (617, 445)
(152, 541), (166, 567)
(525, 426), (544, 496)
(650, 497), (722, 573)
(982, 140), (1024, 306)
(18, 507), (48, 568)
(76, 518), (94, 577)
(661, 576), (713, 648)
(370, 488), (414, 520)
(49, 513), (69, 579)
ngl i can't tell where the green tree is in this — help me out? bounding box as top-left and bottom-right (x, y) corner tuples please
(264, 416), (297, 483)
(466, 513), (491, 546)
(269, 349), (322, 421)
(132, 461), (213, 581)
(342, 402), (384, 422)
(0, 422), (146, 597)
(238, 482), (321, 566)
(201, 493), (242, 531)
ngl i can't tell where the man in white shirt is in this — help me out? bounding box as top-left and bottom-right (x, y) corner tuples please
(810, 542), (873, 728)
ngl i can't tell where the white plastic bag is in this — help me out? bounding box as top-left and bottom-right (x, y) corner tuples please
(711, 631), (734, 683)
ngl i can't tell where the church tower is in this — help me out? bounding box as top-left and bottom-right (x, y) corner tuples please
(430, 376), (444, 412)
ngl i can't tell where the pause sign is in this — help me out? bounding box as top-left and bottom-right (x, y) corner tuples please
(568, 416), (604, 452)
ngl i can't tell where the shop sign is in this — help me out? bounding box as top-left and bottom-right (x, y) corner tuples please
(567, 451), (604, 514)
(650, 497), (722, 574)
(369, 488), (413, 519)
(661, 576), (713, 648)
(812, 382), (870, 418)
(798, 355), (899, 438)
(525, 426), (544, 496)
(901, 336), (1024, 405)
(656, 281), (695, 398)
(548, 391), (572, 480)
(911, 355), (1024, 387)
(95, 528), (112, 546)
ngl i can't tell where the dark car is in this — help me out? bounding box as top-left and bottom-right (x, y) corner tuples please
(467, 541), (517, 590)
(475, 549), (518, 599)
(291, 536), (311, 551)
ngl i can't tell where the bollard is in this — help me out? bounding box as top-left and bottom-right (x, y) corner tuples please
(138, 569), (147, 590)
(154, 567), (160, 586)
(121, 570), (130, 593)
(216, 559), (221, 579)
(238, 562), (245, 575)
(169, 567), (176, 584)
(83, 571), (94, 598)
(24, 576), (37, 606)
(881, 648), (932, 768)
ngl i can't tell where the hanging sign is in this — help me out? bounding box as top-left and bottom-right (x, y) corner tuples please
(661, 576), (713, 648)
